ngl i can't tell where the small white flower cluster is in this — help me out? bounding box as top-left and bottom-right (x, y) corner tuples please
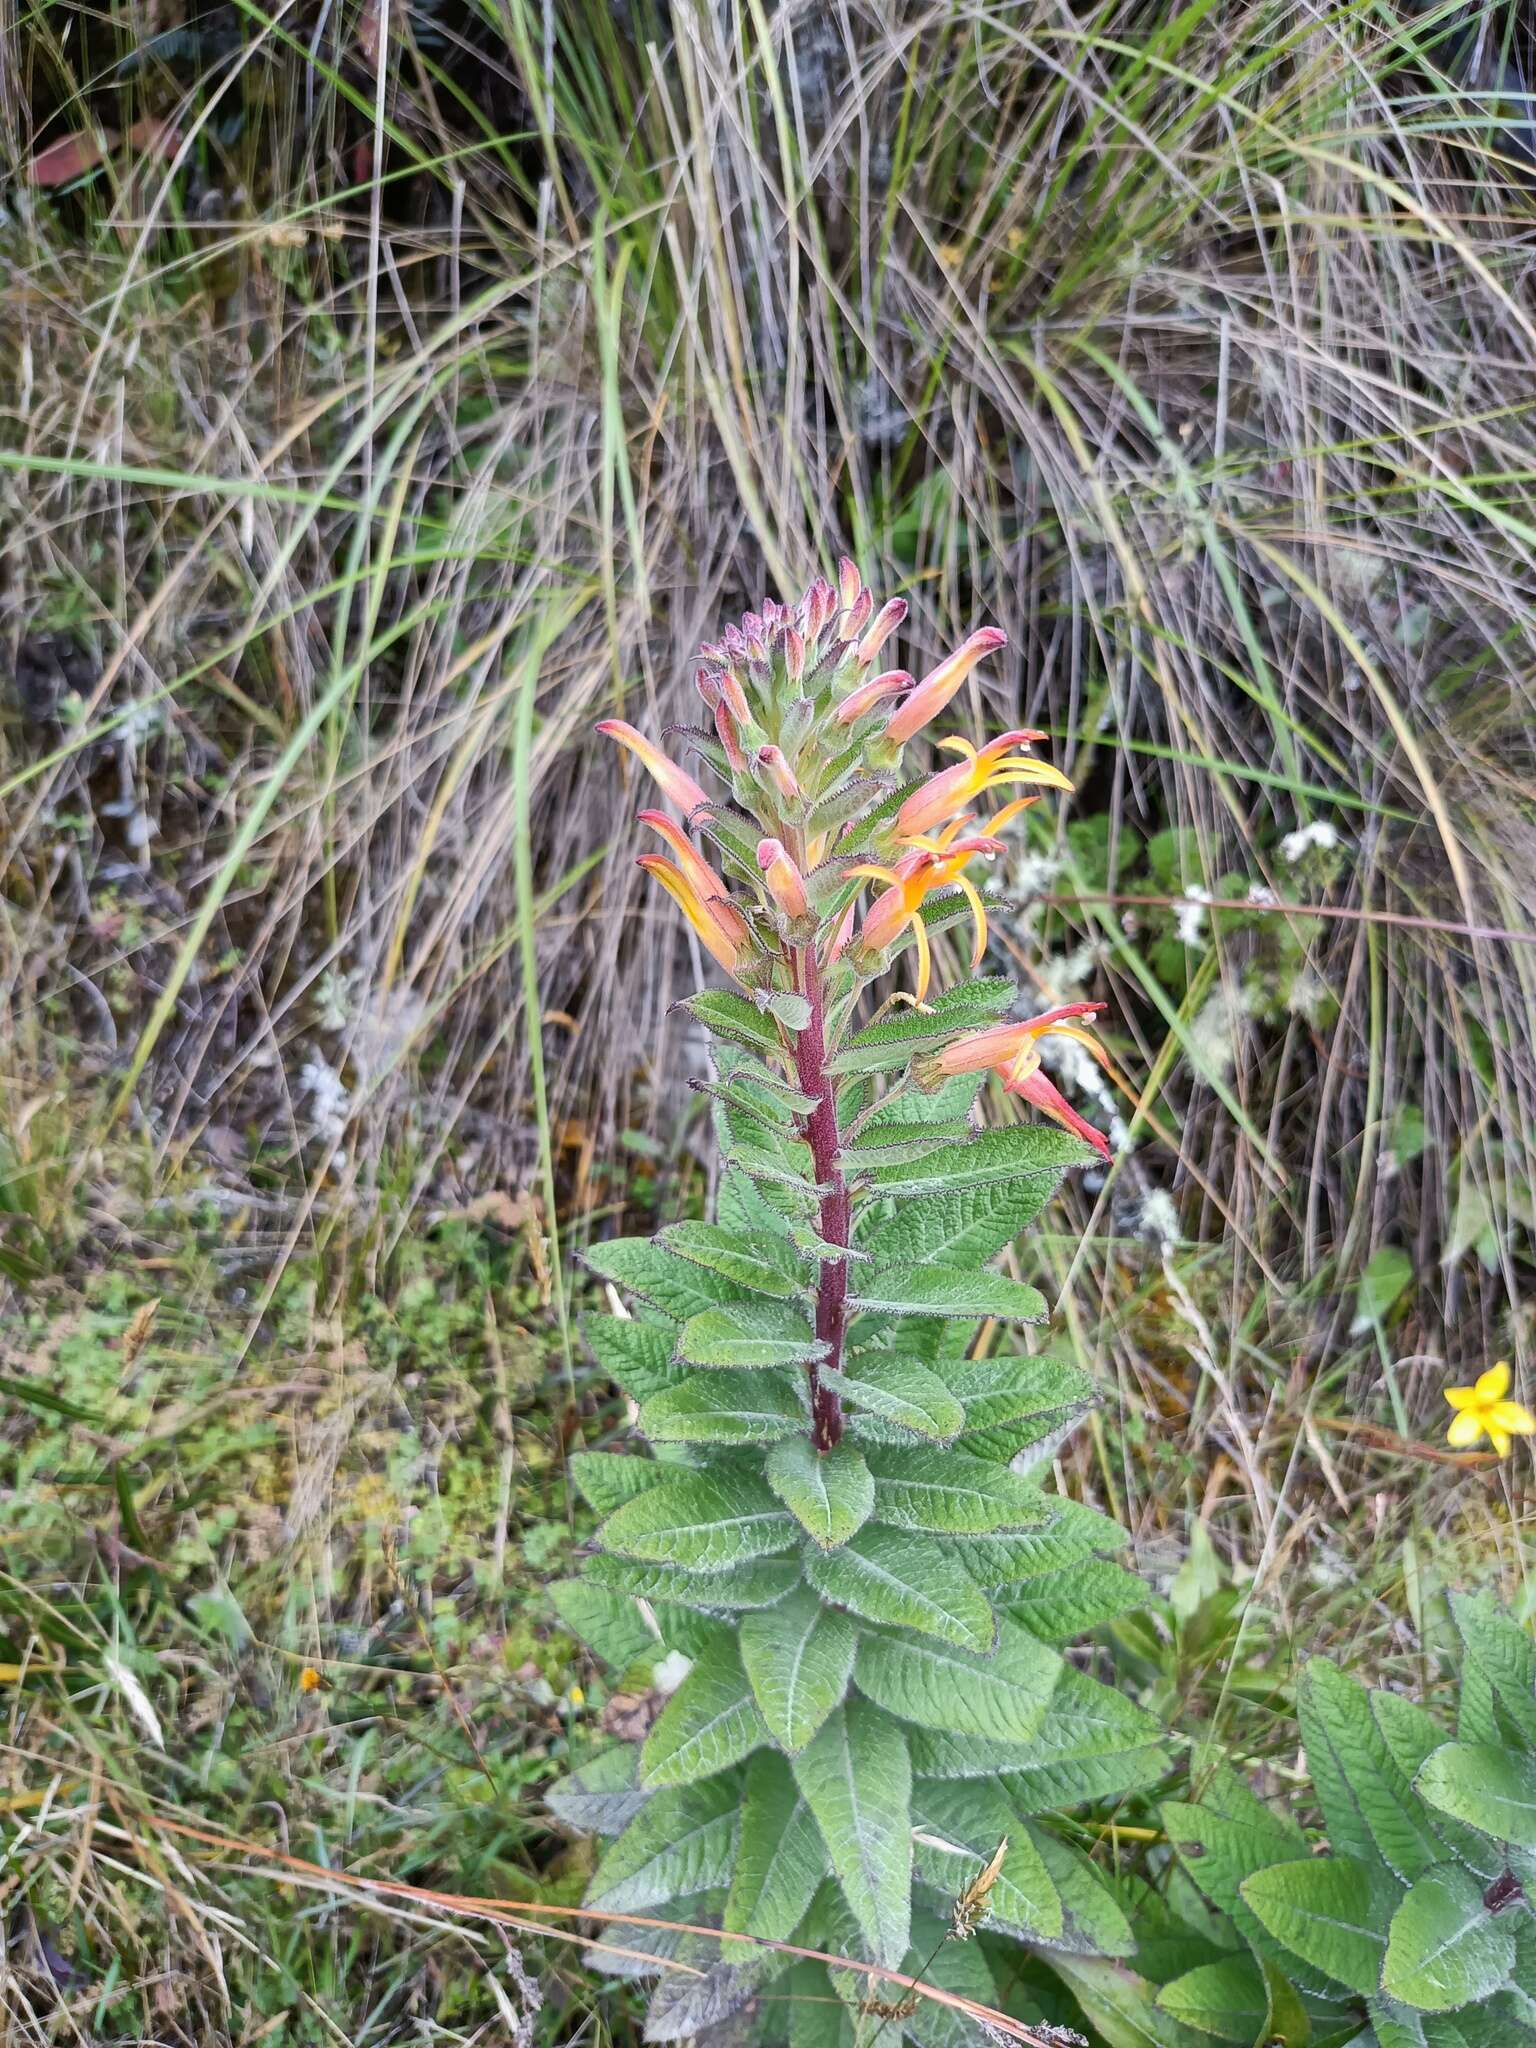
(651, 1649), (693, 1695)
(1138, 1187), (1182, 1249)
(298, 1057), (352, 1142)
(1286, 970), (1331, 1026)
(1174, 884), (1211, 947)
(1280, 819), (1341, 864)
(1187, 985), (1248, 1081)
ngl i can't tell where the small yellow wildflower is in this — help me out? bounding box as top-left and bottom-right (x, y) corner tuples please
(567, 1685), (585, 1710)
(299, 1665), (325, 1693)
(1445, 1362), (1535, 1457)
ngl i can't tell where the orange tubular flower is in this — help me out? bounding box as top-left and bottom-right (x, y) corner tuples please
(597, 720), (711, 816)
(932, 1003), (1111, 1157)
(896, 730), (1075, 840)
(856, 597), (907, 667)
(757, 838), (810, 919)
(637, 853), (751, 977)
(834, 670), (913, 727)
(884, 627), (1008, 747)
(638, 810), (733, 910)
(845, 818), (1004, 1002)
(757, 745), (800, 801)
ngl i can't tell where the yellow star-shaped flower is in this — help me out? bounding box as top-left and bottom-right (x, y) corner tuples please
(1445, 1361), (1535, 1457)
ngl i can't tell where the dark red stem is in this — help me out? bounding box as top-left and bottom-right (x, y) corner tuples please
(794, 950), (847, 1451)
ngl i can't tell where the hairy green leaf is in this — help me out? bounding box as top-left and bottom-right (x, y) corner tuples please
(717, 1163), (801, 1240)
(568, 1450), (671, 1516)
(739, 1588), (858, 1752)
(1028, 1831), (1137, 1957)
(677, 1302), (826, 1370)
(911, 1664), (1165, 1801)
(827, 978), (1014, 1075)
(1417, 1742), (1536, 1849)
(859, 1156), (1082, 1268)
(583, 1313), (688, 1404)
(1239, 1856), (1395, 1994)
(678, 989), (790, 1057)
(911, 1778), (1063, 1939)
(765, 1437), (874, 1550)
(588, 1775), (742, 1912)
(854, 1617), (1060, 1743)
(806, 1524), (996, 1651)
(791, 1700), (913, 1966)
(1452, 1591), (1536, 1751)
(725, 1750), (832, 1940)
(582, 1553), (802, 1611)
(546, 1743), (648, 1836)
(1156, 1954), (1271, 2041)
(602, 1471), (797, 1570)
(945, 1355), (1095, 1458)
(1299, 1657), (1445, 1881)
(584, 1237), (749, 1319)
(834, 1356), (965, 1439)
(847, 1264), (1048, 1322)
(864, 1445), (1049, 1533)
(862, 1124), (1098, 1198)
(951, 1505), (1126, 1587)
(549, 1578), (660, 1671)
(1383, 1863), (1516, 2012)
(641, 1638), (772, 1787)
(661, 1221), (812, 1300)
(840, 1121), (978, 1168)
(1000, 1559), (1148, 1643)
(640, 1370), (806, 1444)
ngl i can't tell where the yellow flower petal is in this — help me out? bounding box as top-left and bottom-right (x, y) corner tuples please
(1444, 1384), (1478, 1410)
(1475, 1361), (1511, 1402)
(1446, 1409), (1487, 1449)
(910, 913), (933, 1003)
(1488, 1401), (1536, 1436)
(1489, 1425), (1512, 1458)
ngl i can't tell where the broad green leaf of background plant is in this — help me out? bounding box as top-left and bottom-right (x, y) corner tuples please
(1417, 1743), (1536, 1851)
(1239, 1855), (1395, 1995)
(1382, 1863), (1516, 2012)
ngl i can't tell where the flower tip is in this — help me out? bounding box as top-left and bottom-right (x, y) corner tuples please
(756, 837), (809, 918)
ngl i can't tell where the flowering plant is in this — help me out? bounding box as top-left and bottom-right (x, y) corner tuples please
(549, 566), (1160, 2041)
